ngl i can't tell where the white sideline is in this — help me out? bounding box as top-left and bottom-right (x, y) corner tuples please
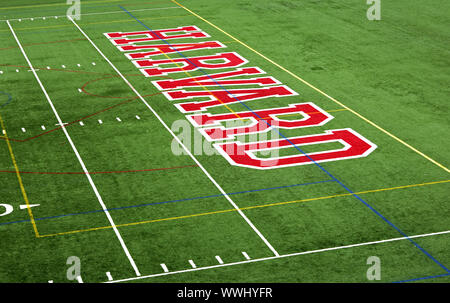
(67, 16), (280, 257)
(0, 7), (181, 22)
(6, 20), (141, 277)
(107, 229), (450, 283)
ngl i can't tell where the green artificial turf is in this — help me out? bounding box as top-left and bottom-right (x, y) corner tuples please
(0, 0), (448, 283)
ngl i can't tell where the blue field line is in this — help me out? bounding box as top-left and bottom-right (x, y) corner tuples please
(0, 92), (12, 108)
(394, 272), (450, 283)
(0, 179), (334, 227)
(117, 5), (450, 273)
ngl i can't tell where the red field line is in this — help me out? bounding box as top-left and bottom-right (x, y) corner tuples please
(0, 74), (171, 143)
(0, 165), (198, 175)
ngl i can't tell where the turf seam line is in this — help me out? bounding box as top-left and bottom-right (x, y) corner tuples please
(7, 20), (141, 277)
(172, 0), (449, 173)
(119, 5), (450, 273)
(105, 229), (450, 283)
(68, 15), (281, 257)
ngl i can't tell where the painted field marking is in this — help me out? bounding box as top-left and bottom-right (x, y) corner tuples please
(77, 64), (81, 67)
(161, 264), (169, 273)
(188, 260), (197, 269)
(61, 65), (66, 69)
(98, 119), (103, 124)
(19, 204), (39, 210)
(7, 20), (141, 277)
(79, 121), (84, 126)
(106, 272), (113, 281)
(21, 128), (26, 132)
(68, 15), (280, 257)
(116, 117), (121, 122)
(108, 229), (450, 283)
(0, 114), (39, 236)
(120, 5), (448, 272)
(34, 179), (449, 237)
(242, 252), (251, 260)
(0, 15), (191, 33)
(172, 0), (449, 173)
(0, 6), (182, 22)
(48, 280), (53, 283)
(41, 125), (45, 130)
(135, 115), (140, 120)
(76, 276), (83, 283)
(215, 256), (224, 264)
(78, 88), (82, 93)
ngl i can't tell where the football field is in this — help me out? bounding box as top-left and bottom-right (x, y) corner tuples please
(0, 0), (449, 283)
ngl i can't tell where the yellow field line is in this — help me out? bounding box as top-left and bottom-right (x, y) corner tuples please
(171, 0), (449, 173)
(0, 113), (39, 237)
(39, 179), (450, 238)
(0, 0), (122, 11)
(0, 15), (189, 32)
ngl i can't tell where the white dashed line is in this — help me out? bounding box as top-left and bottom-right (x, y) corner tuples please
(242, 252), (251, 260)
(188, 260), (197, 269)
(215, 256), (224, 264)
(160, 264), (169, 273)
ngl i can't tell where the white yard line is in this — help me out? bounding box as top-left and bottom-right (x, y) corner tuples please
(68, 16), (280, 257)
(0, 7), (181, 22)
(7, 20), (141, 277)
(107, 229), (450, 283)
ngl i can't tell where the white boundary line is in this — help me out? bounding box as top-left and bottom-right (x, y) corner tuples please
(107, 229), (450, 283)
(0, 7), (181, 22)
(6, 20), (141, 277)
(67, 16), (280, 257)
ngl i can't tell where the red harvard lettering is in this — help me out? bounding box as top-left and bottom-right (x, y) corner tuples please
(214, 129), (377, 169)
(104, 26), (209, 45)
(187, 103), (333, 141)
(152, 67), (279, 90)
(135, 52), (248, 77)
(165, 86), (298, 113)
(122, 41), (225, 59)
